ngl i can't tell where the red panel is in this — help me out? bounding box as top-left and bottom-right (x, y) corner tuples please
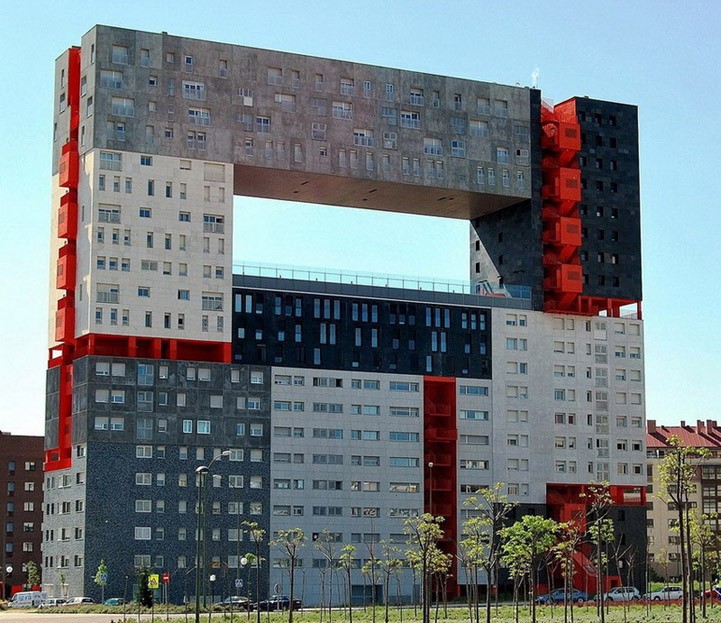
(56, 243), (76, 291)
(542, 168), (581, 203)
(423, 376), (458, 597)
(65, 47), (81, 136)
(543, 217), (582, 247)
(58, 191), (78, 239)
(545, 264), (583, 294)
(59, 141), (79, 188)
(74, 333), (232, 363)
(47, 48), (82, 473)
(54, 299), (75, 343)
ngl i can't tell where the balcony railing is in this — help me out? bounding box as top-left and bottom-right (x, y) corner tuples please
(233, 261), (531, 300)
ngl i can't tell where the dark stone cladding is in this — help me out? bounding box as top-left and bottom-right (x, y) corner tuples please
(47, 355), (271, 602)
(498, 503), (646, 590)
(470, 88), (544, 310)
(575, 98), (642, 301)
(230, 277), (499, 379)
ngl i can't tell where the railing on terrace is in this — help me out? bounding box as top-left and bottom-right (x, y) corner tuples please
(233, 261), (531, 300)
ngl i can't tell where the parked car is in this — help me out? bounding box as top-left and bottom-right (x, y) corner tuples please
(256, 595), (302, 611)
(536, 588), (590, 604)
(10, 591), (48, 608)
(104, 597), (126, 606)
(63, 596), (96, 606)
(643, 586), (683, 600)
(603, 586), (641, 602)
(215, 596), (253, 611)
(39, 598), (66, 608)
(705, 586), (721, 600)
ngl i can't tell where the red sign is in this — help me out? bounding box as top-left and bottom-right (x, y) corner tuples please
(162, 573), (170, 583)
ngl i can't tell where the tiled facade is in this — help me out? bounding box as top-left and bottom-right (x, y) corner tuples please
(0, 434), (44, 598)
(44, 25), (645, 604)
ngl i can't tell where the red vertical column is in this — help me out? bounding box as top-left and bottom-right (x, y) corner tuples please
(423, 376), (458, 595)
(541, 100), (583, 313)
(46, 47), (81, 471)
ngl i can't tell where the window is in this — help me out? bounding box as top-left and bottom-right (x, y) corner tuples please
(111, 96), (134, 117)
(188, 107), (211, 125)
(451, 139), (466, 157)
(332, 101), (352, 120)
(423, 138), (442, 155)
(400, 110), (421, 129)
(182, 81), (205, 100)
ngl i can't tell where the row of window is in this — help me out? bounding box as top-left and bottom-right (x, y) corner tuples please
(94, 227), (226, 256)
(95, 361), (263, 384)
(238, 293), (489, 331)
(103, 44), (514, 116)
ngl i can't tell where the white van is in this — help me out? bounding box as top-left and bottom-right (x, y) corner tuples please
(9, 591), (47, 608)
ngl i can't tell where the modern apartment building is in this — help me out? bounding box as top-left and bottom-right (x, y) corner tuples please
(45, 25), (646, 604)
(646, 420), (721, 580)
(0, 433), (44, 598)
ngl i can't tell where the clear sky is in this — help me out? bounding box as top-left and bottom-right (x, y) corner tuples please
(1, 0), (719, 436)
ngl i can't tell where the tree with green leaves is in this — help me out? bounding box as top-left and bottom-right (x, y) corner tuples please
(314, 530), (339, 622)
(25, 561), (40, 589)
(376, 541), (403, 623)
(135, 566), (153, 608)
(500, 514), (559, 623)
(658, 436), (709, 623)
(403, 514), (444, 623)
(553, 521), (585, 623)
(689, 509), (718, 620)
(462, 484), (518, 623)
(581, 482), (614, 623)
(337, 544), (357, 623)
(243, 521), (266, 623)
(272, 528), (305, 623)
(361, 537), (380, 623)
(94, 559), (109, 604)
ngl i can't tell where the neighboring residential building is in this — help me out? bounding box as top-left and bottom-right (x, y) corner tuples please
(646, 419), (721, 580)
(0, 433), (44, 598)
(44, 25), (645, 604)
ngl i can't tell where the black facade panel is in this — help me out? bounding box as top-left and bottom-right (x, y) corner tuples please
(232, 289), (493, 379)
(576, 98), (642, 301)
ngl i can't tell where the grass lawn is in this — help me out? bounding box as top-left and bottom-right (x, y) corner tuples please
(209, 602), (721, 623)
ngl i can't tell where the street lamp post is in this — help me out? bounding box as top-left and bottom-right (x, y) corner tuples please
(427, 461), (434, 516)
(194, 450), (231, 623)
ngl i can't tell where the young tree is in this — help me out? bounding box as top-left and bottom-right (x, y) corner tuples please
(580, 482), (614, 623)
(404, 513), (444, 623)
(243, 521), (266, 623)
(94, 559), (109, 604)
(553, 521), (585, 623)
(272, 528), (305, 623)
(361, 538), (380, 623)
(25, 561), (41, 589)
(136, 566), (153, 608)
(376, 541), (403, 623)
(500, 515), (559, 623)
(314, 530), (340, 622)
(689, 510), (718, 620)
(463, 484), (518, 623)
(658, 436), (709, 623)
(337, 544), (357, 623)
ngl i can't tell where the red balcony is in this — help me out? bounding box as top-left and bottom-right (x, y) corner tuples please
(543, 216), (582, 247)
(56, 244), (76, 291)
(58, 191), (78, 239)
(542, 167), (582, 203)
(59, 141), (78, 188)
(544, 264), (583, 294)
(54, 299), (75, 343)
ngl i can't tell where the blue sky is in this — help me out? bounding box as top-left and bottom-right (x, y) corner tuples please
(1, 0), (719, 435)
